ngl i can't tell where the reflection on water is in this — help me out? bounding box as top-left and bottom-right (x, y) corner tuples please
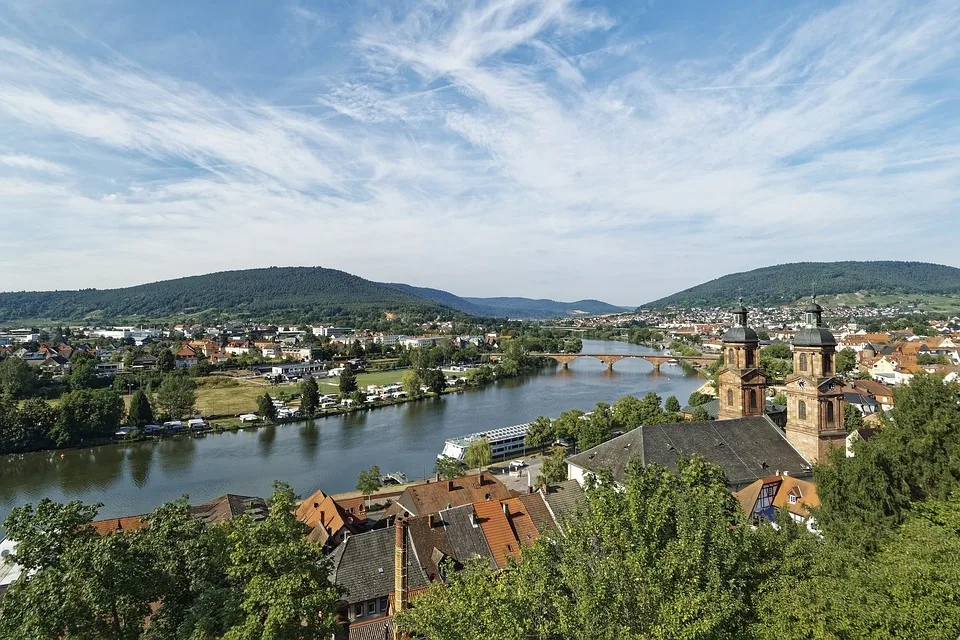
(0, 340), (707, 527)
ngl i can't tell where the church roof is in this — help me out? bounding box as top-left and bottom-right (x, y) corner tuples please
(566, 416), (811, 488)
(722, 326), (759, 343)
(794, 327), (837, 347)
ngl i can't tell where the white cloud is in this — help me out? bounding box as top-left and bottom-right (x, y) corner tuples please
(0, 153), (69, 174)
(0, 0), (959, 303)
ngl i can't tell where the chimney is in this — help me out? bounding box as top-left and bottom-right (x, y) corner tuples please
(427, 513), (434, 528)
(394, 518), (408, 627)
(447, 480), (454, 492)
(502, 502), (508, 517)
(435, 473), (440, 482)
(478, 472), (486, 486)
(527, 485), (534, 494)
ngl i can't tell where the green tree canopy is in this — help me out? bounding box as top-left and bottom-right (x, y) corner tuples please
(422, 368), (447, 395)
(836, 347), (858, 374)
(299, 376), (319, 418)
(258, 392), (277, 423)
(338, 363), (357, 396)
(465, 437), (493, 470)
(434, 455), (467, 480)
(154, 373), (197, 420)
(0, 356), (38, 399)
(664, 395), (681, 413)
(127, 389), (154, 427)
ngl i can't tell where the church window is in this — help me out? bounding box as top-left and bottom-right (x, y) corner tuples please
(727, 349), (735, 365)
(798, 400), (807, 420)
(799, 353), (807, 372)
(823, 354), (832, 376)
(749, 389), (758, 409)
(826, 402), (835, 424)
(746, 349), (755, 367)
(727, 389), (734, 406)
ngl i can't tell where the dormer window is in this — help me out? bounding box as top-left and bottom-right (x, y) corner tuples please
(789, 494), (798, 504)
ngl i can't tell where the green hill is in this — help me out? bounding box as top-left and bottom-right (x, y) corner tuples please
(646, 261), (960, 308)
(0, 267), (628, 323)
(0, 267), (449, 323)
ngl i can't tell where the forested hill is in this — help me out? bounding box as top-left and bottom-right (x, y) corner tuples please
(385, 283), (629, 318)
(0, 267), (628, 322)
(0, 267), (449, 322)
(646, 261), (960, 308)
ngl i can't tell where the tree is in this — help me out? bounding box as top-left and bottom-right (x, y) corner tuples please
(0, 356), (38, 399)
(398, 456), (798, 639)
(843, 402), (865, 432)
(691, 405), (712, 422)
(536, 445), (568, 486)
(664, 395), (681, 412)
(67, 350), (97, 390)
(579, 402), (615, 449)
(221, 483), (343, 639)
(338, 363), (357, 396)
(422, 368), (447, 395)
(836, 347), (857, 374)
(761, 343), (793, 360)
(155, 349), (175, 374)
(127, 389), (154, 426)
(299, 376), (319, 418)
(687, 391), (713, 407)
(434, 455), (467, 480)
(524, 416), (554, 448)
(552, 408), (585, 447)
(356, 465), (382, 507)
(52, 389), (124, 445)
(402, 369), (423, 398)
(154, 373), (197, 419)
(465, 437), (493, 471)
(259, 392), (277, 423)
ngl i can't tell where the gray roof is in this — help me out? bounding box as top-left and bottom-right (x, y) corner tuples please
(328, 526), (429, 605)
(721, 326), (759, 344)
(566, 416), (811, 488)
(794, 327), (837, 347)
(348, 618), (391, 640)
(540, 480), (585, 527)
(843, 392), (879, 408)
(436, 504), (496, 569)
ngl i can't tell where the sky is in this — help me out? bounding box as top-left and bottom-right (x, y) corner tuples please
(1, 0), (959, 306)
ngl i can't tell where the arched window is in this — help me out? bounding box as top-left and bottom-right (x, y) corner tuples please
(746, 349), (755, 367)
(799, 353), (808, 372)
(749, 389), (758, 409)
(826, 402), (835, 424)
(727, 349), (735, 365)
(823, 355), (832, 376)
(798, 400), (807, 420)
(727, 389), (734, 406)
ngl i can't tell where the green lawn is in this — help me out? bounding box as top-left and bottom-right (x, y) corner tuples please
(316, 369), (408, 391)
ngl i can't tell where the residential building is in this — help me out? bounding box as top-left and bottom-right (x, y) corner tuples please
(846, 428), (878, 457)
(296, 490), (368, 547)
(734, 474), (820, 528)
(392, 472), (514, 517)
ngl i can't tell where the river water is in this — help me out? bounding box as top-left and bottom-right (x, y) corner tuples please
(0, 340), (704, 526)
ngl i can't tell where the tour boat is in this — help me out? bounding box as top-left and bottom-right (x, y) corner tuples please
(438, 422), (531, 462)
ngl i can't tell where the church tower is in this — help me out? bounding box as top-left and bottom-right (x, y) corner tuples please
(717, 299), (767, 420)
(785, 298), (845, 463)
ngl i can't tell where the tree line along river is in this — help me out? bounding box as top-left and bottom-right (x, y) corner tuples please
(0, 341), (705, 528)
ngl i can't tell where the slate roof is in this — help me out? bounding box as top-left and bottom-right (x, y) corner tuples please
(794, 327), (837, 347)
(437, 504), (496, 569)
(348, 617), (391, 640)
(395, 472), (514, 516)
(721, 326), (759, 344)
(540, 480), (585, 527)
(406, 512), (457, 580)
(566, 417), (811, 488)
(328, 526), (429, 605)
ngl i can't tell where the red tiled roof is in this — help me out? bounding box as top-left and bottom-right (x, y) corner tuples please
(89, 515), (149, 536)
(472, 500), (520, 569)
(397, 473), (514, 516)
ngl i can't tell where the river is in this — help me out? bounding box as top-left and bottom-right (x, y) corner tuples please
(0, 340), (705, 526)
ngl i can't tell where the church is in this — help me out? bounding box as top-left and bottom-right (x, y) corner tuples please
(566, 299), (843, 491)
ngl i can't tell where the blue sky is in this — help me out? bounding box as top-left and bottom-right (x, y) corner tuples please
(1, 0), (959, 305)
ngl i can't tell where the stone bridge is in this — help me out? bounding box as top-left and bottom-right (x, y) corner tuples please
(489, 353), (720, 372)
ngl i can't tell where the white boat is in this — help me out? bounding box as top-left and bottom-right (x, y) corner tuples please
(439, 422), (531, 462)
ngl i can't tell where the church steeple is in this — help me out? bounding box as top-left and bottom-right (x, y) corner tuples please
(785, 298), (845, 463)
(717, 298), (767, 421)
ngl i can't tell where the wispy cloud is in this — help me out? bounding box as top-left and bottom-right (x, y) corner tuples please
(0, 0), (959, 302)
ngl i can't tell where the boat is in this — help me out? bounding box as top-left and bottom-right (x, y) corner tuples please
(438, 422), (531, 462)
(115, 426), (139, 438)
(143, 424), (163, 436)
(162, 420), (184, 433)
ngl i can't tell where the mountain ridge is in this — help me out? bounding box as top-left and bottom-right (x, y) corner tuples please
(645, 261), (960, 308)
(0, 267), (625, 322)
